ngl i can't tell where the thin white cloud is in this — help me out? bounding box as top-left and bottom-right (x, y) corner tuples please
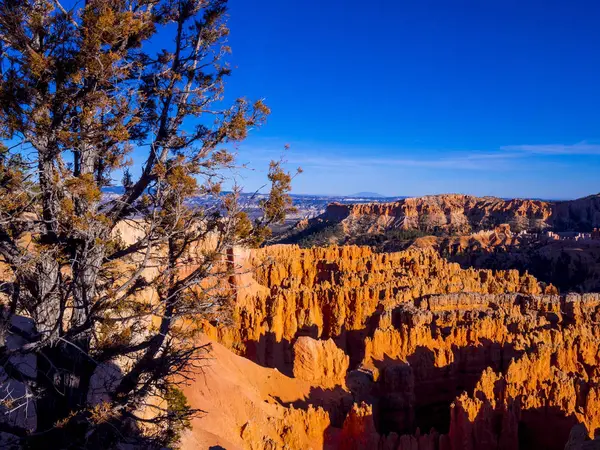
(239, 139), (596, 173)
(249, 151), (529, 171)
(501, 142), (600, 155)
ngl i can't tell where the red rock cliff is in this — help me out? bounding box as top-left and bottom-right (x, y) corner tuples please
(187, 245), (600, 450)
(291, 193), (600, 239)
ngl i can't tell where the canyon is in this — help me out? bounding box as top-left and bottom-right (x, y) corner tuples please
(6, 195), (593, 448)
(4, 198), (597, 449)
(181, 243), (600, 449)
(281, 194), (600, 294)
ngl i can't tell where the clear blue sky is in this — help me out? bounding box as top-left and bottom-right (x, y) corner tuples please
(215, 0), (600, 199)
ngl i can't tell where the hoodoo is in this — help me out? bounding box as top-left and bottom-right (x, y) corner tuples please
(179, 244), (600, 449)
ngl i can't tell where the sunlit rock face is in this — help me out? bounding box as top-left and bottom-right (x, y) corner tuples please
(283, 194), (600, 245)
(205, 245), (549, 369)
(293, 194), (555, 238)
(320, 194), (553, 234)
(181, 244), (600, 449)
(293, 337), (349, 389)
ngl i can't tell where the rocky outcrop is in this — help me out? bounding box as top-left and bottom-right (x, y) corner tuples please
(282, 193), (600, 244)
(185, 244), (600, 449)
(407, 227), (600, 293)
(443, 292), (600, 450)
(553, 194), (600, 232)
(293, 337), (349, 388)
(564, 424), (600, 449)
(336, 402), (379, 449)
(203, 245), (550, 374)
(179, 335), (332, 450)
(290, 194), (554, 238)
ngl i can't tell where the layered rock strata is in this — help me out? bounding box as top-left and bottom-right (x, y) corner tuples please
(186, 245), (600, 449)
(203, 245), (551, 374)
(285, 193), (600, 241)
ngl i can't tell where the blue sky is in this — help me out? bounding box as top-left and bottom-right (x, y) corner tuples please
(213, 0), (600, 199)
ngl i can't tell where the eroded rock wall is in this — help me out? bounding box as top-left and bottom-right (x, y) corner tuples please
(204, 245), (549, 373)
(283, 193), (600, 245)
(188, 245), (600, 450)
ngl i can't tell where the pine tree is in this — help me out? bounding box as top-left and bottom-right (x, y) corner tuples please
(0, 1), (296, 447)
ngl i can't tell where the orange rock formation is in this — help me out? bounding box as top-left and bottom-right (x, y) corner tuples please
(290, 193), (600, 240)
(409, 226), (600, 293)
(179, 335), (331, 450)
(182, 244), (600, 449)
(293, 337), (349, 388)
(308, 194), (554, 235)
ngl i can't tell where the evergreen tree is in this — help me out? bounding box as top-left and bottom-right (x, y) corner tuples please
(0, 0), (296, 447)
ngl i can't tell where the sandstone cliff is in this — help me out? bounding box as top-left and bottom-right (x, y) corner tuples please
(283, 193), (600, 244)
(98, 218), (600, 449)
(553, 194), (600, 232)
(202, 245), (550, 374)
(179, 335), (331, 450)
(188, 289), (600, 449)
(293, 337), (349, 388)
(181, 244), (600, 450)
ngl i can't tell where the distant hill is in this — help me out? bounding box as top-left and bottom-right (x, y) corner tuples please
(277, 193), (600, 246)
(347, 192), (386, 198)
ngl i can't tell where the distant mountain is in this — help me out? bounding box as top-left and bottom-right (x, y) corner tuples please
(278, 193), (600, 246)
(347, 192), (386, 198)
